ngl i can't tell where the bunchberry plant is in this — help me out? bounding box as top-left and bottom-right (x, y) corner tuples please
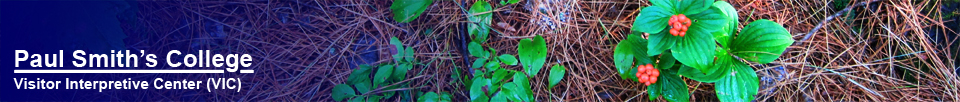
(463, 1), (563, 101)
(466, 35), (550, 102)
(616, 0), (794, 102)
(333, 37), (454, 102)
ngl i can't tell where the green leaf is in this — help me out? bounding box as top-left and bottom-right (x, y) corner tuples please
(670, 6), (728, 70)
(355, 82), (372, 94)
(487, 47), (496, 58)
(548, 64), (566, 89)
(468, 1), (492, 42)
(498, 54), (519, 65)
(368, 96), (384, 102)
(418, 92), (440, 102)
(404, 46), (416, 62)
(491, 69), (514, 86)
(730, 19), (794, 64)
(500, 82), (522, 102)
(712, 1), (738, 47)
(647, 79), (661, 100)
(490, 92), (509, 102)
(508, 0), (520, 4)
(616, 34), (654, 81)
(374, 65), (394, 86)
(501, 82), (522, 102)
(625, 35), (654, 63)
(393, 63), (411, 81)
(512, 73), (530, 89)
(647, 29), (679, 56)
(485, 59), (501, 71)
(632, 6), (673, 34)
(390, 0), (433, 23)
(678, 50), (733, 82)
(657, 51), (677, 69)
(518, 35), (547, 76)
(651, 68), (690, 102)
(648, 0), (676, 11)
(472, 69), (484, 78)
(469, 78), (491, 100)
(473, 58), (487, 69)
(677, 65), (728, 82)
(677, 0), (714, 15)
(471, 95), (489, 102)
(391, 37), (405, 62)
(439, 92), (452, 102)
(332, 84), (356, 101)
(348, 97), (364, 102)
(511, 73), (535, 102)
(687, 5), (730, 34)
(671, 23), (717, 70)
(715, 61), (759, 102)
(468, 42), (485, 58)
(347, 64), (373, 85)
(614, 39), (637, 81)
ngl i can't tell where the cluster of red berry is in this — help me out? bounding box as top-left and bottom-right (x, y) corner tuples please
(668, 14), (692, 37)
(635, 64), (660, 85)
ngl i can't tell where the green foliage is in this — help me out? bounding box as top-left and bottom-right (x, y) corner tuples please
(391, 0), (433, 23)
(468, 1), (493, 43)
(620, 0), (794, 101)
(391, 37), (416, 62)
(548, 64), (566, 89)
(333, 36), (453, 101)
(418, 92), (452, 102)
(498, 55), (519, 65)
(468, 42), (487, 58)
(458, 1), (546, 101)
(332, 84), (356, 101)
(518, 35), (548, 76)
(715, 60), (759, 102)
(500, 0), (521, 5)
(465, 34), (543, 102)
(729, 19), (794, 64)
(373, 65), (394, 85)
(473, 58), (488, 69)
(469, 78), (490, 100)
(507, 73), (535, 102)
(347, 65), (373, 85)
(632, 6), (672, 34)
(614, 34), (654, 81)
(647, 68), (690, 102)
(712, 1), (738, 47)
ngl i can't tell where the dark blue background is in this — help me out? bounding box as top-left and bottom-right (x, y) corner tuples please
(2, 1), (245, 101)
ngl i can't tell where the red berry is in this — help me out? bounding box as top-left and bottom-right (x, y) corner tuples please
(666, 14), (693, 37)
(678, 14), (687, 20)
(670, 29), (679, 36)
(669, 17), (677, 23)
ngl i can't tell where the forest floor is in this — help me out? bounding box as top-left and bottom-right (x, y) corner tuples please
(134, 0), (960, 101)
